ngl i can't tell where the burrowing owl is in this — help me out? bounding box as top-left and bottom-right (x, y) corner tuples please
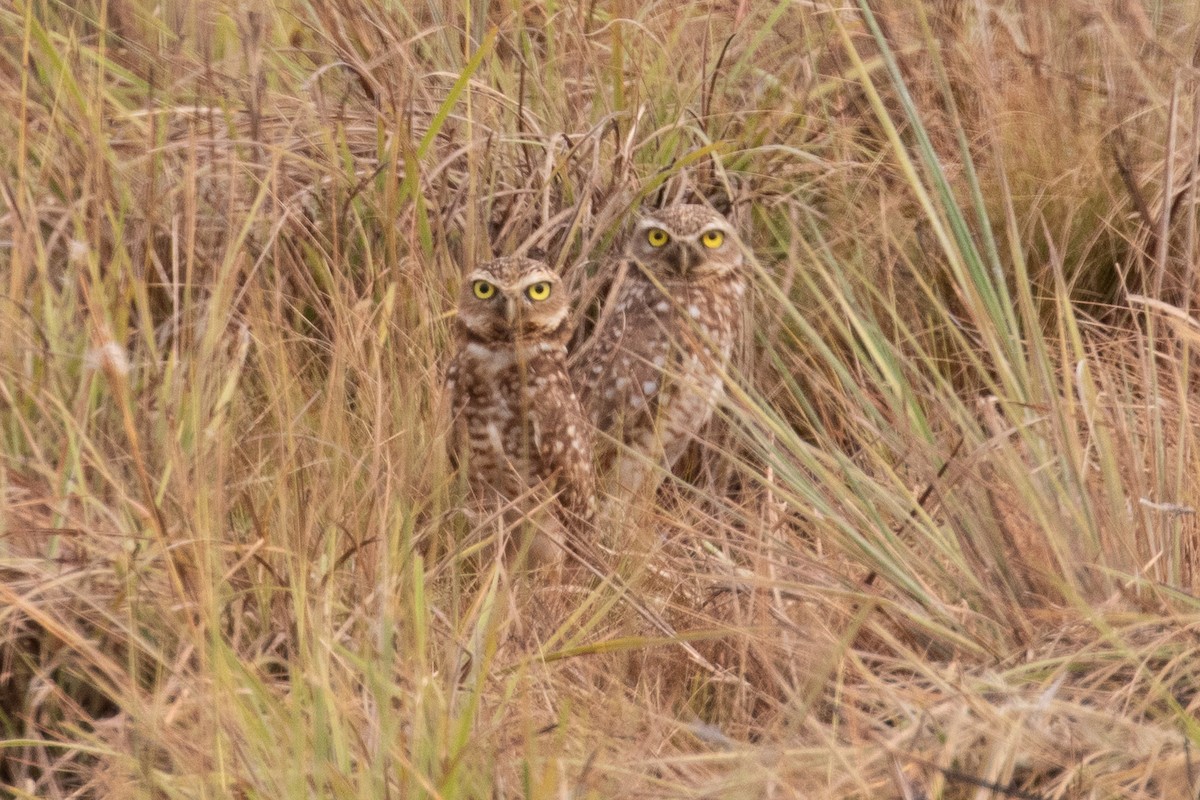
(446, 255), (596, 568)
(570, 203), (746, 500)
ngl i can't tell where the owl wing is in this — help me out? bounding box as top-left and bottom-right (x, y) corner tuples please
(443, 353), (469, 471)
(571, 265), (676, 434)
(529, 371), (597, 531)
(603, 324), (677, 444)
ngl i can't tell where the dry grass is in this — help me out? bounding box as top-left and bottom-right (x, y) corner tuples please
(3, 0), (1200, 797)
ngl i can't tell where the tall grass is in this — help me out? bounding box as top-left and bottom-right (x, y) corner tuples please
(2, 1), (1200, 797)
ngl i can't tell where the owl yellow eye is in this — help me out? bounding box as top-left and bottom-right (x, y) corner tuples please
(526, 281), (552, 301)
(647, 228), (670, 247)
(701, 230), (725, 249)
(472, 280), (495, 299)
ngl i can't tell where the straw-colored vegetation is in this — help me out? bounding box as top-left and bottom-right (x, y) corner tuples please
(3, 0), (1200, 797)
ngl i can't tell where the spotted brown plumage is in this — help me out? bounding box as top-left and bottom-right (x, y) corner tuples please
(570, 204), (747, 501)
(446, 256), (596, 569)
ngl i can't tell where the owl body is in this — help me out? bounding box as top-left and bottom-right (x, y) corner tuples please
(446, 256), (595, 567)
(571, 204), (746, 499)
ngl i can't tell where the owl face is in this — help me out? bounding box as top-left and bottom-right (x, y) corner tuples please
(627, 204), (743, 281)
(455, 256), (569, 343)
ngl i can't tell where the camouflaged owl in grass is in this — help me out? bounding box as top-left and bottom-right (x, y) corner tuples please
(446, 256), (596, 569)
(570, 204), (746, 501)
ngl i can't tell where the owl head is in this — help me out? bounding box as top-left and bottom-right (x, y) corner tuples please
(455, 255), (570, 344)
(627, 204), (744, 281)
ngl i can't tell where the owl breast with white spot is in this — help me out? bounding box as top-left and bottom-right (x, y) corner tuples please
(446, 256), (597, 569)
(569, 204), (747, 500)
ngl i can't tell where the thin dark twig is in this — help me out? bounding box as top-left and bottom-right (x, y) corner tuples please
(900, 750), (1049, 800)
(704, 33), (737, 123)
(862, 435), (964, 588)
(1109, 129), (1156, 233)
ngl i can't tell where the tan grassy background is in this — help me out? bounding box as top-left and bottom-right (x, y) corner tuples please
(3, 1), (1200, 797)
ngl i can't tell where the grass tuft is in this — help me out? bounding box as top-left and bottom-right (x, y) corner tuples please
(3, 1), (1200, 797)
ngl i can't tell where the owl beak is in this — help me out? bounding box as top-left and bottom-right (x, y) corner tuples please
(502, 296), (518, 324)
(678, 243), (702, 277)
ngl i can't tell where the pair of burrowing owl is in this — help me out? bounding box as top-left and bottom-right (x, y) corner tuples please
(447, 204), (745, 565)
